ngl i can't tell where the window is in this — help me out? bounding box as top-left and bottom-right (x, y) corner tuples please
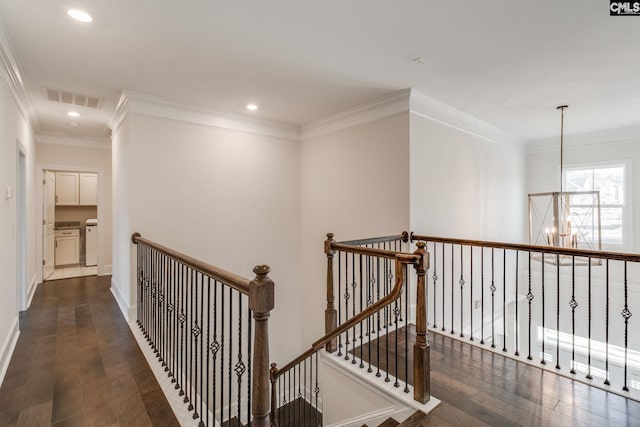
(563, 163), (629, 248)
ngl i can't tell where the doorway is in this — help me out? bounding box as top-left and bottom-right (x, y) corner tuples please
(42, 168), (100, 281)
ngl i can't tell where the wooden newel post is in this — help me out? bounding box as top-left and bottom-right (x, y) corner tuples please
(324, 233), (338, 352)
(249, 265), (275, 427)
(413, 241), (431, 404)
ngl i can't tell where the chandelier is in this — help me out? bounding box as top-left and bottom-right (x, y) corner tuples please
(528, 106), (602, 264)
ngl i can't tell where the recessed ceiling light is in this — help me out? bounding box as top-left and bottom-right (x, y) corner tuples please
(246, 104), (258, 111)
(67, 9), (93, 23)
(67, 111), (80, 118)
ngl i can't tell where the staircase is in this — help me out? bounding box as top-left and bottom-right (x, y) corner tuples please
(363, 410), (428, 427)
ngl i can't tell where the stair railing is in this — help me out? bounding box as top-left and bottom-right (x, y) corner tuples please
(269, 236), (429, 426)
(132, 233), (274, 427)
(411, 232), (640, 401)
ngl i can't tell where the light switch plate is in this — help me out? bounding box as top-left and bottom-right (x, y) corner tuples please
(5, 185), (13, 199)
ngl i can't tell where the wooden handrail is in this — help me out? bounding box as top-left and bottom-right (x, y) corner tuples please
(131, 233), (250, 294)
(331, 242), (416, 260)
(338, 232), (409, 246)
(272, 253), (419, 379)
(411, 233), (640, 262)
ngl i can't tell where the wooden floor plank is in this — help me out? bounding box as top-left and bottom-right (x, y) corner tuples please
(0, 275), (179, 427)
(352, 324), (640, 426)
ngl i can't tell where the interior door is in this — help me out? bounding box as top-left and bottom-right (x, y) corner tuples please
(43, 170), (55, 280)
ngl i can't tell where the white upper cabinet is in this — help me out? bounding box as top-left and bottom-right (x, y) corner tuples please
(79, 173), (98, 205)
(55, 172), (98, 206)
(55, 172), (79, 205)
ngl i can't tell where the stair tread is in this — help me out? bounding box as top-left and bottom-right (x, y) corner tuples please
(397, 410), (429, 427)
(378, 417), (400, 427)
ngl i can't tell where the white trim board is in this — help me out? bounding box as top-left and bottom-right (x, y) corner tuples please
(36, 134), (111, 150)
(0, 316), (20, 387)
(527, 125), (640, 152)
(110, 277), (133, 322)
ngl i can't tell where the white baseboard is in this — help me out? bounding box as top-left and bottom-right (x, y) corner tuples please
(110, 277), (133, 322)
(0, 316), (20, 387)
(26, 274), (38, 309)
(99, 264), (113, 276)
(325, 405), (396, 427)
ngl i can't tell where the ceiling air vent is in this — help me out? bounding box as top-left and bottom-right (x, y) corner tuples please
(45, 88), (101, 109)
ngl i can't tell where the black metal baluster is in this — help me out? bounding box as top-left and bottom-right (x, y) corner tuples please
(159, 254), (164, 367)
(376, 254), (381, 378)
(481, 247), (485, 345)
(404, 262), (409, 393)
(205, 278), (211, 427)
(460, 245), (465, 338)
(384, 254), (390, 383)
(622, 261), (631, 392)
(605, 260), (610, 385)
(352, 252), (357, 365)
(541, 253), (546, 365)
(337, 251), (342, 356)
(570, 256), (577, 375)
(236, 292), (245, 423)
(297, 363), (301, 423)
(432, 242), (438, 329)
(367, 254), (372, 373)
(442, 243), (445, 332)
(179, 264), (186, 395)
(470, 246), (474, 341)
(303, 359), (307, 425)
(220, 280), (225, 424)
(555, 254), (560, 370)
(344, 252), (350, 361)
(198, 274), (205, 421)
(502, 249), (507, 352)
(247, 301), (252, 427)
(136, 243), (141, 328)
(394, 268), (400, 388)
(359, 254), (364, 368)
(164, 255), (169, 371)
(187, 269), (194, 410)
(527, 251), (534, 360)
(514, 251), (519, 357)
(491, 248), (496, 348)
(315, 352), (319, 426)
(228, 287), (233, 424)
(451, 244), (455, 335)
(151, 249), (156, 350)
(587, 257), (592, 380)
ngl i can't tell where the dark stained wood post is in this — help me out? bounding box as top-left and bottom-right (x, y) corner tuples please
(249, 265), (275, 427)
(325, 233), (338, 352)
(413, 241), (431, 403)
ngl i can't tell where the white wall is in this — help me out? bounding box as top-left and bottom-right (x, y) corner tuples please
(111, 116), (132, 318)
(114, 113), (302, 363)
(36, 141), (113, 272)
(410, 113), (527, 243)
(527, 137), (640, 252)
(299, 113), (411, 344)
(0, 77), (36, 384)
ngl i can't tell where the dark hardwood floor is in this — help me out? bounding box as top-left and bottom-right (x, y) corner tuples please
(0, 275), (179, 427)
(352, 324), (640, 426)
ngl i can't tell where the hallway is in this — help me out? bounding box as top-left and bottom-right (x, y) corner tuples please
(0, 275), (178, 426)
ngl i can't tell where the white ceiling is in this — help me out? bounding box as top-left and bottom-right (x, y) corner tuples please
(1, 0), (639, 142)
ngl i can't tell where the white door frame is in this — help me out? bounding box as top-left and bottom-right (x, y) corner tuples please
(16, 140), (27, 311)
(36, 164), (105, 283)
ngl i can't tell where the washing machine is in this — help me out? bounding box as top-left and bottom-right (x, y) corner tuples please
(85, 218), (98, 266)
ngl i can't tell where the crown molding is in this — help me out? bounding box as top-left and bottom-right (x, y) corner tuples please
(111, 90), (299, 141)
(409, 90), (524, 148)
(300, 89), (411, 141)
(0, 17), (37, 131)
(527, 125), (640, 152)
(300, 90), (411, 140)
(36, 134), (111, 150)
